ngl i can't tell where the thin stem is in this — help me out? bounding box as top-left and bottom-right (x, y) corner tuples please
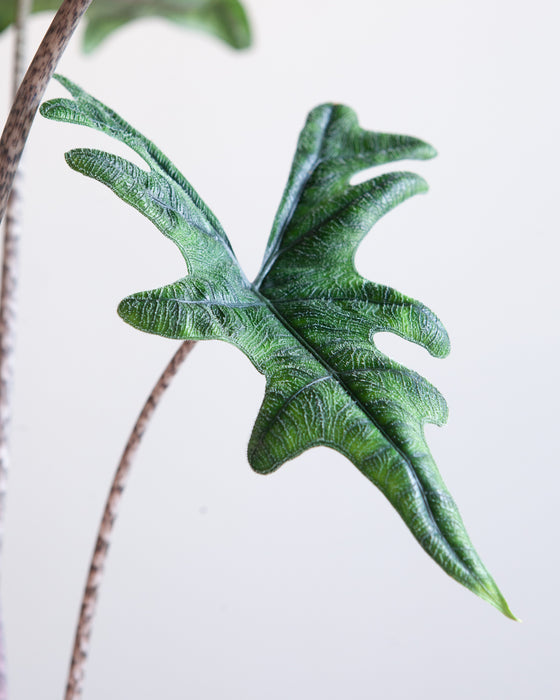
(65, 340), (197, 700)
(10, 0), (32, 97)
(0, 0), (94, 227)
(0, 1), (32, 698)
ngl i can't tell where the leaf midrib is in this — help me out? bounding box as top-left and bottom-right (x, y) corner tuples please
(254, 285), (477, 584)
(254, 106), (334, 287)
(257, 182), (382, 286)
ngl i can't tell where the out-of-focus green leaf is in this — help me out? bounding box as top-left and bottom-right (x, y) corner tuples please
(0, 0), (251, 52)
(41, 76), (516, 619)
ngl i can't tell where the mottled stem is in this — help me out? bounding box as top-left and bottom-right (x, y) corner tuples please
(0, 1), (32, 698)
(65, 340), (197, 700)
(0, 0), (94, 227)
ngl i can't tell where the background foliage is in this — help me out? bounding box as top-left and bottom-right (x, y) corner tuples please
(0, 0), (251, 51)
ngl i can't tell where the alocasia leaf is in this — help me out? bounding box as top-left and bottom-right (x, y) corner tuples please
(0, 0), (251, 52)
(40, 75), (515, 619)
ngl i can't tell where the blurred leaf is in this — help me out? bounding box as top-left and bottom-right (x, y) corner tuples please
(41, 76), (515, 619)
(0, 0), (251, 51)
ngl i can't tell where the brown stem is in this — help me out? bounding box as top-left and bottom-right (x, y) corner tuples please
(0, 1), (33, 698)
(0, 0), (94, 227)
(65, 340), (197, 700)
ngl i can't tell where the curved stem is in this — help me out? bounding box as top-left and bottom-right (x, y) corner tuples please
(0, 1), (32, 698)
(0, 0), (94, 227)
(65, 340), (197, 700)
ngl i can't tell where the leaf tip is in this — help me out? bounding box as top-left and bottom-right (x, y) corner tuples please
(51, 73), (71, 90)
(117, 296), (136, 327)
(492, 596), (520, 622)
(81, 32), (101, 55)
(63, 149), (89, 175)
(407, 137), (437, 161)
(228, 21), (252, 50)
(472, 578), (518, 621)
(39, 101), (55, 120)
(423, 143), (438, 160)
(40, 76), (77, 121)
(434, 326), (451, 359)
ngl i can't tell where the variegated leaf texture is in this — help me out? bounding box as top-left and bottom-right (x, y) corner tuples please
(0, 0), (251, 52)
(40, 76), (515, 618)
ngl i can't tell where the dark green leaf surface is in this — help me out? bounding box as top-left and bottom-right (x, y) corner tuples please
(41, 76), (515, 618)
(0, 0), (251, 52)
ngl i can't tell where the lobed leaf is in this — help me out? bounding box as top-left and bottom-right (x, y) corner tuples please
(41, 76), (515, 619)
(0, 0), (251, 52)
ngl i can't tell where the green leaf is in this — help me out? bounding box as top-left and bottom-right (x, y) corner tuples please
(40, 76), (516, 619)
(0, 0), (251, 52)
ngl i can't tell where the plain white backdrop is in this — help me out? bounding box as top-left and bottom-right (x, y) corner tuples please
(0, 0), (559, 698)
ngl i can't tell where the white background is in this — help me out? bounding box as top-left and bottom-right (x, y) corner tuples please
(0, 0), (559, 698)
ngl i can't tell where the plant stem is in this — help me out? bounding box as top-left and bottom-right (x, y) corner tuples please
(0, 0), (94, 227)
(65, 340), (196, 700)
(0, 1), (32, 698)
